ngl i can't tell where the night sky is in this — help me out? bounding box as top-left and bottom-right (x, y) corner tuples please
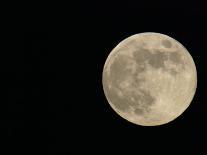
(3, 2), (207, 154)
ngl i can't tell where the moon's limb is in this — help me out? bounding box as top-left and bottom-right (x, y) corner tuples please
(102, 32), (197, 126)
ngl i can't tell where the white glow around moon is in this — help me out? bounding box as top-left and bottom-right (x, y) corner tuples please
(102, 32), (197, 126)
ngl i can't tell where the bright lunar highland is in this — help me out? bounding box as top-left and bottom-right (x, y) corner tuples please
(102, 32), (197, 126)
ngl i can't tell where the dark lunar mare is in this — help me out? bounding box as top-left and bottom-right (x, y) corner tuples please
(161, 39), (172, 48)
(103, 51), (156, 114)
(133, 46), (185, 75)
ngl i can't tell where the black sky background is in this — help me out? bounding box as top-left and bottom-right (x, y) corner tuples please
(81, 3), (207, 155)
(2, 2), (207, 154)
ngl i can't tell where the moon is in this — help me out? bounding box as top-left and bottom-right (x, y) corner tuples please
(102, 32), (197, 126)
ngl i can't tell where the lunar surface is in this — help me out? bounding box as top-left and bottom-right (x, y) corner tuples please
(102, 32), (197, 126)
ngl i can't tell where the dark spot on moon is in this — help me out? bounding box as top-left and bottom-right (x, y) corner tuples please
(132, 48), (151, 74)
(162, 39), (172, 48)
(135, 63), (146, 73)
(133, 48), (151, 65)
(109, 55), (131, 86)
(133, 48), (169, 69)
(148, 51), (168, 69)
(168, 68), (179, 75)
(134, 108), (144, 115)
(168, 51), (181, 64)
(132, 46), (185, 74)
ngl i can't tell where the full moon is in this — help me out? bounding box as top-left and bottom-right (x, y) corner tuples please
(102, 32), (197, 126)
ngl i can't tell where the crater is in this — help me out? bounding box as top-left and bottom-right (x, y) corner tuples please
(162, 39), (172, 48)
